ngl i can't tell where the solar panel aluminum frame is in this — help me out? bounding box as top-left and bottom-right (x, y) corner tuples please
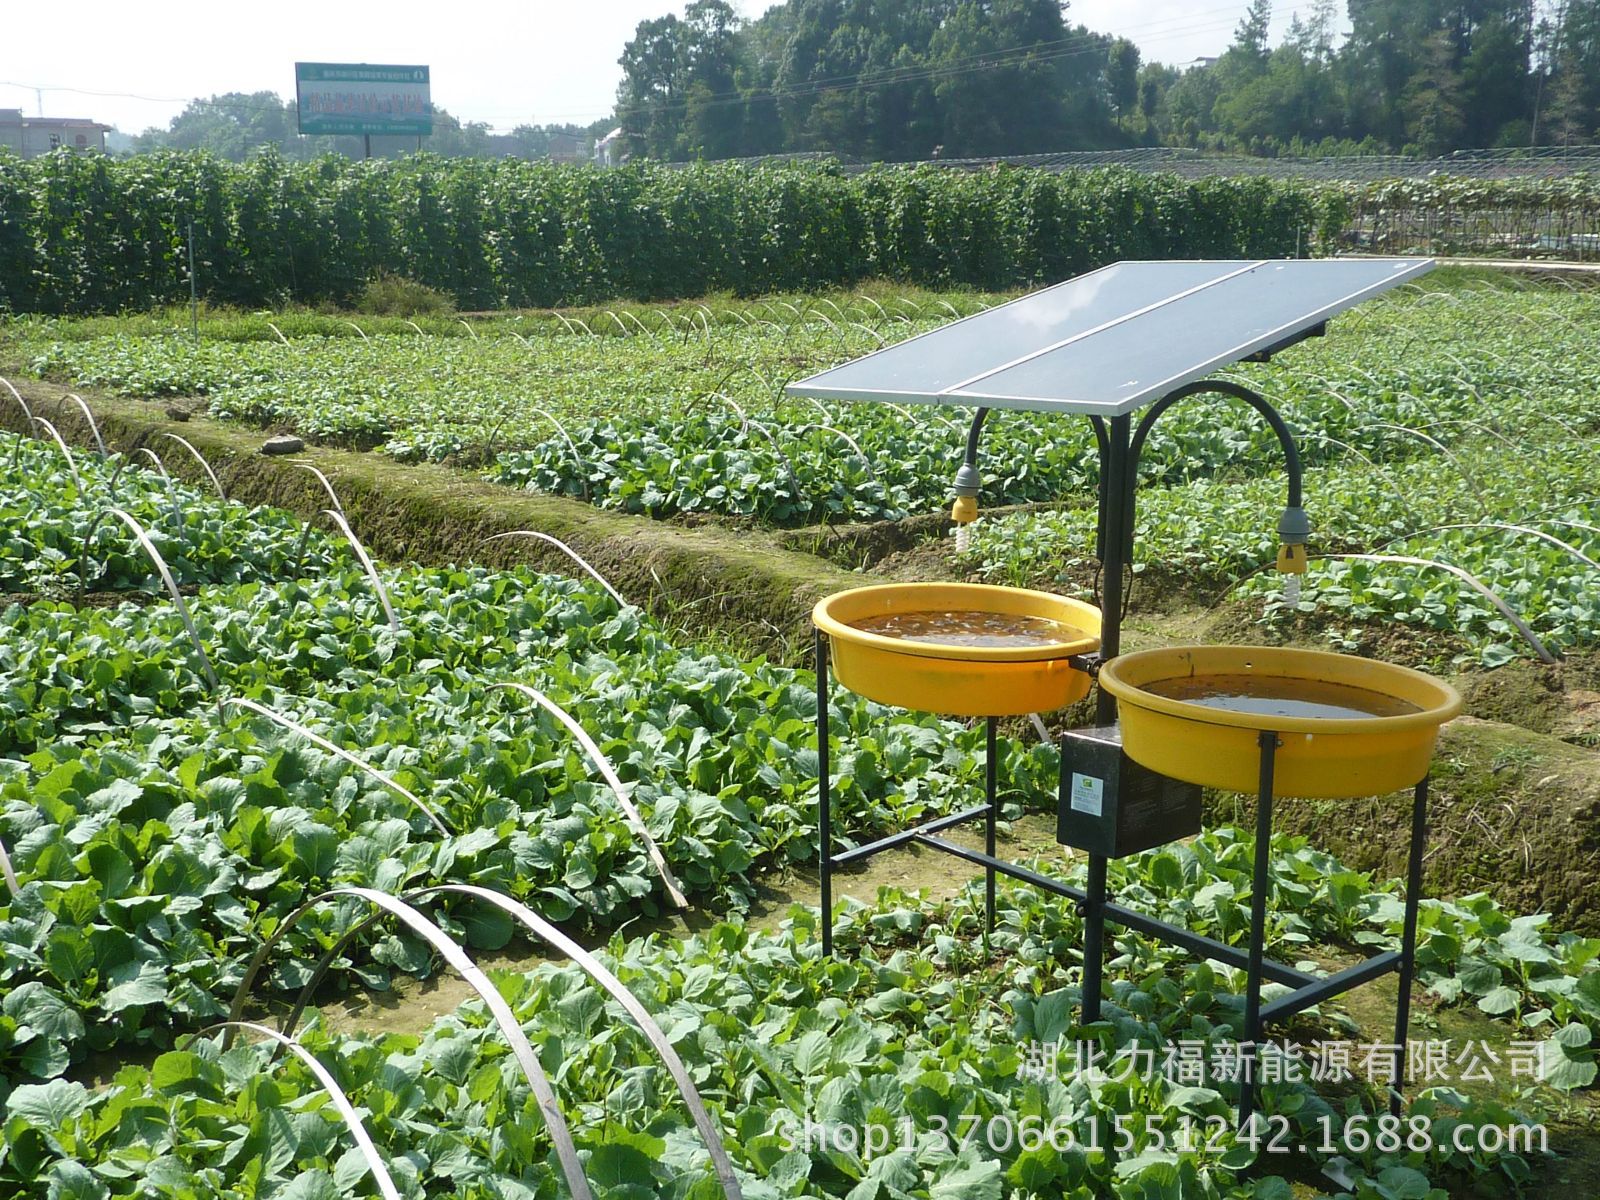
(786, 257), (1436, 417)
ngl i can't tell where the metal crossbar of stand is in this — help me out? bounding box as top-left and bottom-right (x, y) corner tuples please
(815, 634), (1429, 1123)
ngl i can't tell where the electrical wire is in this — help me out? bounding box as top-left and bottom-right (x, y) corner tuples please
(0, 0), (1325, 130)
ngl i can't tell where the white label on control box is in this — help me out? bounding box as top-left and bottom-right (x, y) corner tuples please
(1069, 772), (1104, 817)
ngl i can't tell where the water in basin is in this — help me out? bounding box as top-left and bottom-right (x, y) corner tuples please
(1143, 673), (1422, 720)
(850, 609), (1086, 649)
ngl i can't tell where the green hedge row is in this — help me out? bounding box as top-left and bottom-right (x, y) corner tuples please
(0, 149), (1352, 314)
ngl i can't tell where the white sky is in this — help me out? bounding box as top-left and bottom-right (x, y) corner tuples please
(1, 1), (1329, 137)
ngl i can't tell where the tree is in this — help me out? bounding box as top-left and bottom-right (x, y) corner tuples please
(505, 123), (590, 160)
(1461, 9), (1533, 146)
(1107, 38), (1141, 125)
(1402, 29), (1467, 154)
(617, 14), (692, 158)
(1165, 64), (1224, 144)
(1343, 0), (1431, 147)
(1544, 0), (1600, 142)
(1233, 0), (1274, 59)
(1285, 0), (1337, 63)
(681, 0), (745, 157)
(135, 92), (300, 160)
(1137, 62), (1178, 137)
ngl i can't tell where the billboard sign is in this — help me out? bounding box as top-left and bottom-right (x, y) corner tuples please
(295, 62), (432, 137)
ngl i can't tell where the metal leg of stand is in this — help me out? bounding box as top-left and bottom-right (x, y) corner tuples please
(985, 717), (997, 937)
(1239, 731), (1279, 1126)
(1081, 854), (1107, 1023)
(815, 630), (832, 958)
(1391, 776), (1428, 1115)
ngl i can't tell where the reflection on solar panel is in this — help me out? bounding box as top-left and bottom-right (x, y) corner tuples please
(787, 258), (1434, 417)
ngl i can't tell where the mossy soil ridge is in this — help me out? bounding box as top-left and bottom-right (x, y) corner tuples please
(1, 375), (858, 658)
(8, 373), (1599, 934)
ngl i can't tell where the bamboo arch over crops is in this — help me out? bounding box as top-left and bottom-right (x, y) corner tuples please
(58, 394), (107, 458)
(27, 417), (82, 489)
(484, 531), (628, 607)
(278, 883), (743, 1199)
(184, 1022), (402, 1199)
(490, 681), (688, 908)
(226, 886), (594, 1200)
(158, 432), (227, 500)
(224, 698), (452, 837)
(0, 839), (17, 896)
(98, 507), (222, 700)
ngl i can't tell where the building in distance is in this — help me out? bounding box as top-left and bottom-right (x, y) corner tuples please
(547, 131), (588, 163)
(0, 110), (110, 157)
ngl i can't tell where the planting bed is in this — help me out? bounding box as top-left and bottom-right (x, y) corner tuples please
(2, 269), (1599, 1198)
(9, 279), (1599, 669)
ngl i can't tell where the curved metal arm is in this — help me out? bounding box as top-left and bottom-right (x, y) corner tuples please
(183, 1021), (402, 1200)
(1089, 415), (1109, 559)
(412, 884), (743, 1199)
(962, 408), (990, 468)
(1130, 379), (1302, 507)
(1088, 415), (1109, 461)
(225, 886), (593, 1200)
(1124, 379), (1304, 560)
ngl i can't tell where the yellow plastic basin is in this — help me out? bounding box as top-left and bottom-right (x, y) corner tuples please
(1099, 645), (1462, 798)
(813, 582), (1101, 717)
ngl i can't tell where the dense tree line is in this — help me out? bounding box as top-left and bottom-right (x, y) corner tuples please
(1160, 0), (1600, 155)
(614, 0), (1600, 162)
(616, 0), (1130, 160)
(110, 1), (1600, 165)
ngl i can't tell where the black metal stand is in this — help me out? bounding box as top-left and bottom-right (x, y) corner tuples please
(815, 647), (1430, 1122)
(815, 379), (1427, 1123)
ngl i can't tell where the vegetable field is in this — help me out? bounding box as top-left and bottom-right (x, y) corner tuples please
(1, 439), (1596, 1197)
(14, 274), (1600, 664)
(2, 266), (1599, 1198)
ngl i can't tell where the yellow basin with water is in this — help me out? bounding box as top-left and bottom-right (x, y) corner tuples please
(813, 583), (1101, 717)
(1099, 645), (1462, 798)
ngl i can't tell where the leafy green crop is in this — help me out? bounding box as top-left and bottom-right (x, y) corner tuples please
(0, 871), (1575, 1199)
(25, 282), (1596, 536)
(0, 447), (1056, 1079)
(0, 440), (341, 597)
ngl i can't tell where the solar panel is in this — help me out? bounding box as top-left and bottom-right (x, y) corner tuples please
(787, 258), (1434, 417)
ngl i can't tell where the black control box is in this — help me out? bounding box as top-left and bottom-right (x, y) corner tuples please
(1056, 725), (1202, 858)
